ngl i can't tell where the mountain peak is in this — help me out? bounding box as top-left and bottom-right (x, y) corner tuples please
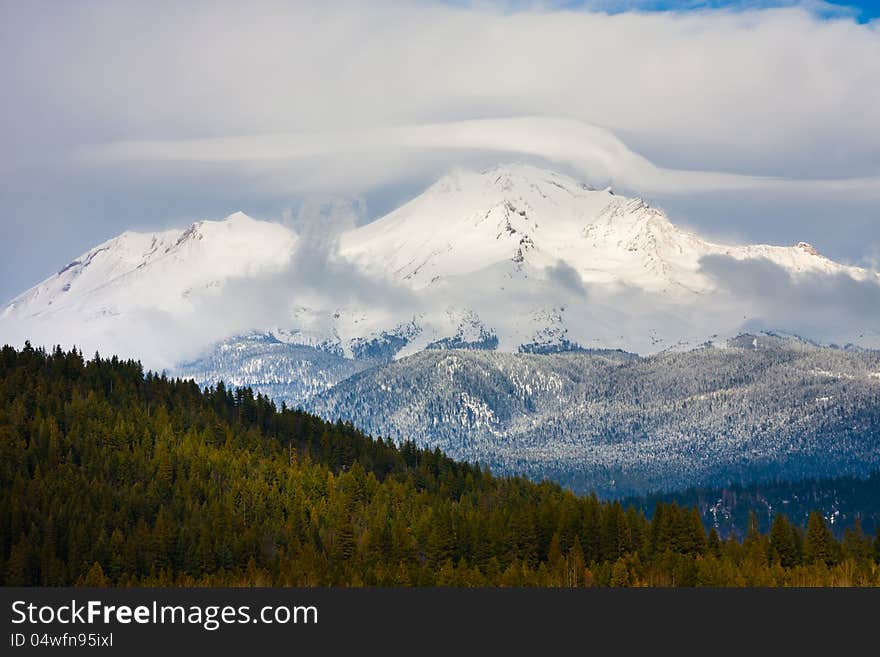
(221, 210), (254, 224)
(342, 163), (626, 288)
(428, 163), (598, 200)
(1, 210), (296, 339)
(192, 211), (258, 234)
(343, 164), (877, 298)
(795, 241), (819, 256)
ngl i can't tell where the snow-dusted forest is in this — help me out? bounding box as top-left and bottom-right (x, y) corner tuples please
(305, 335), (880, 496)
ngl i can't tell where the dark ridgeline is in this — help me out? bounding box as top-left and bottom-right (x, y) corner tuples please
(1, 343), (878, 587)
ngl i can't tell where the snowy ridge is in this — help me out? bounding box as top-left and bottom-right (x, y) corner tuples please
(3, 212), (296, 323)
(341, 164), (869, 295)
(2, 164), (879, 372)
(0, 212), (298, 366)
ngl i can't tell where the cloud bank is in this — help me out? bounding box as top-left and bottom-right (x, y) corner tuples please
(2, 1), (879, 302)
(7, 1), (877, 175)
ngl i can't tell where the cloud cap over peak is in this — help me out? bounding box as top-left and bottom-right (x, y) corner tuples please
(78, 116), (880, 197)
(1, 0), (879, 302)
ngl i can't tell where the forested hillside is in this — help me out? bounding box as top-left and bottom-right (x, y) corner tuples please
(629, 473), (880, 539)
(2, 343), (879, 586)
(305, 340), (880, 495)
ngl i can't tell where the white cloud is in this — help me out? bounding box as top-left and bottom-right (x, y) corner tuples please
(700, 253), (880, 345)
(79, 116), (880, 196)
(2, 1), (880, 301)
(5, 2), (879, 177)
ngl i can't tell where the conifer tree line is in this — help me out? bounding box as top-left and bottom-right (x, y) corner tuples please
(1, 343), (879, 587)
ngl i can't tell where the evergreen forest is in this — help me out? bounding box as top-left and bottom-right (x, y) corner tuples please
(2, 343), (879, 587)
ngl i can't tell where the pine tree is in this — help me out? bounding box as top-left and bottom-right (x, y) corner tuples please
(842, 518), (870, 562)
(743, 511), (768, 565)
(565, 537), (585, 587)
(610, 558), (630, 587)
(804, 511), (836, 566)
(707, 526), (722, 557)
(547, 532), (563, 570)
(769, 514), (798, 568)
(81, 562), (109, 587)
(682, 508), (707, 555)
(5, 534), (32, 586)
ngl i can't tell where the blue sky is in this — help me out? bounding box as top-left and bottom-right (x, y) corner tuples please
(498, 1), (880, 20)
(632, 1), (879, 21)
(1, 0), (878, 302)
(441, 0), (880, 20)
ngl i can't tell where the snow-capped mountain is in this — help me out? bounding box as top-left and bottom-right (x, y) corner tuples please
(1, 212), (298, 367)
(2, 163), (879, 382)
(341, 164), (866, 295)
(3, 211), (295, 321)
(4, 163), (880, 495)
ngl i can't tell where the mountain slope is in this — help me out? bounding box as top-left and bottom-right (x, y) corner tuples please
(3, 212), (296, 322)
(305, 336), (880, 496)
(341, 164), (868, 295)
(7, 344), (876, 587)
(174, 332), (373, 405)
(1, 212), (297, 367)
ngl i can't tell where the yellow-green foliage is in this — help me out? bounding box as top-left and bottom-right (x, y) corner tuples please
(1, 343), (878, 587)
